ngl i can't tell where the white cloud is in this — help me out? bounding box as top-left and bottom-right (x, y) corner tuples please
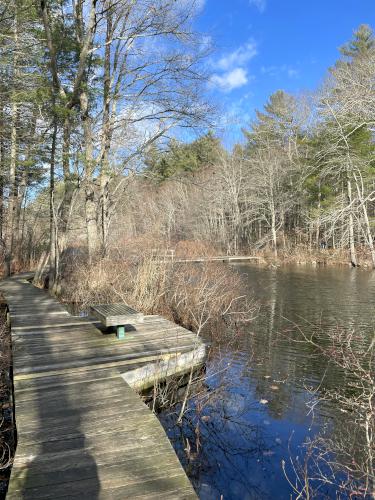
(210, 68), (249, 92)
(249, 0), (266, 12)
(217, 41), (257, 71)
(210, 40), (257, 92)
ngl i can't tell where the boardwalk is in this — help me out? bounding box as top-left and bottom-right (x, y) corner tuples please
(1, 274), (201, 499)
(171, 256), (260, 263)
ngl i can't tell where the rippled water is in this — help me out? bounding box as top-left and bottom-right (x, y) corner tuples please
(158, 265), (375, 499)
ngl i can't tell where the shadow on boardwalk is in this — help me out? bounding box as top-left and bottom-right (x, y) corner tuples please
(2, 277), (100, 499)
(11, 340), (100, 498)
(3, 274), (198, 499)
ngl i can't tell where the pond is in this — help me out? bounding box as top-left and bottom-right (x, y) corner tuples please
(157, 265), (375, 499)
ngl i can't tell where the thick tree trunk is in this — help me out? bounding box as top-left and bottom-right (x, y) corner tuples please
(0, 105), (5, 244)
(0, 170), (3, 246)
(14, 167), (27, 266)
(5, 12), (19, 277)
(49, 117), (58, 291)
(33, 251), (49, 287)
(81, 91), (99, 259)
(352, 173), (375, 269)
(85, 182), (100, 259)
(316, 182), (321, 247)
(361, 203), (375, 268)
(5, 101), (18, 277)
(57, 117), (75, 256)
(100, 173), (110, 255)
(270, 197), (277, 258)
(99, 11), (113, 256)
(347, 178), (357, 267)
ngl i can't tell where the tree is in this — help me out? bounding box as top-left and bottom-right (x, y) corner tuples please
(38, 0), (211, 269)
(145, 132), (222, 180)
(243, 91), (304, 256)
(340, 24), (375, 59)
(317, 24), (375, 266)
(0, 0), (47, 275)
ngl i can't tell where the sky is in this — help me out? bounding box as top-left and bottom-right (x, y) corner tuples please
(193, 0), (375, 144)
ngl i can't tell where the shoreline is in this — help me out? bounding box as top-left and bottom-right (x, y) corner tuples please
(165, 251), (375, 269)
(248, 250), (375, 269)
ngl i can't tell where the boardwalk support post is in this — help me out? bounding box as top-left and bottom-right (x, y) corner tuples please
(117, 325), (125, 339)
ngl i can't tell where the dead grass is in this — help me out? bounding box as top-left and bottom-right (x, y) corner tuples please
(174, 240), (219, 258)
(254, 244), (374, 268)
(59, 243), (255, 337)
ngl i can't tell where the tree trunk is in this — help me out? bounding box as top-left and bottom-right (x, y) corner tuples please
(361, 202), (375, 268)
(270, 197), (277, 258)
(85, 182), (99, 259)
(316, 181), (321, 247)
(100, 173), (110, 255)
(33, 251), (49, 287)
(14, 167), (27, 266)
(49, 116), (58, 291)
(5, 101), (18, 277)
(0, 105), (5, 244)
(353, 173), (375, 269)
(5, 12), (19, 277)
(80, 90), (99, 259)
(99, 10), (113, 255)
(347, 178), (357, 267)
(57, 117), (75, 256)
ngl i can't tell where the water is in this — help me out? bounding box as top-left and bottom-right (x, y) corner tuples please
(158, 265), (375, 499)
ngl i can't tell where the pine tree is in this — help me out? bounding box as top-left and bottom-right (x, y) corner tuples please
(145, 133), (223, 180)
(340, 24), (375, 60)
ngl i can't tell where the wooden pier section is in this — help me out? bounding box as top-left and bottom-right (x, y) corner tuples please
(156, 253), (261, 264)
(1, 274), (203, 499)
(173, 256), (260, 263)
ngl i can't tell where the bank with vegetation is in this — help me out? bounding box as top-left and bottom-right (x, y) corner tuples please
(0, 3), (374, 279)
(0, 1), (374, 498)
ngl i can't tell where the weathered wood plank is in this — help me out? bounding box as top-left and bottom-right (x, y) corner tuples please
(7, 471), (192, 499)
(13, 338), (196, 363)
(13, 354), (182, 383)
(0, 274), (200, 499)
(12, 347), (192, 375)
(91, 303), (144, 327)
(12, 331), (193, 353)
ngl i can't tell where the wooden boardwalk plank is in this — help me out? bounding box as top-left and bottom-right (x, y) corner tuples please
(1, 275), (200, 499)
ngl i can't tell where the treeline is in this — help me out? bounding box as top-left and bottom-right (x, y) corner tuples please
(130, 25), (375, 267)
(0, 0), (209, 285)
(1, 1), (375, 281)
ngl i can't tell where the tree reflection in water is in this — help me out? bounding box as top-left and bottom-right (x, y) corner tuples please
(157, 265), (375, 499)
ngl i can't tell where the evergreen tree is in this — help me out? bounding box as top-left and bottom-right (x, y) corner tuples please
(145, 132), (223, 180)
(340, 24), (375, 60)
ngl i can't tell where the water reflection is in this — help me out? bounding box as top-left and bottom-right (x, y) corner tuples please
(158, 265), (375, 499)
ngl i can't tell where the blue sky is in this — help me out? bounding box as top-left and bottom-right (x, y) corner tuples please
(193, 0), (375, 142)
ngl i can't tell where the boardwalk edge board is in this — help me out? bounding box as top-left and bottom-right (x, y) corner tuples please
(0, 274), (203, 499)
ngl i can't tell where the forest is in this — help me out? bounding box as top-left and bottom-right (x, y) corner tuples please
(0, 2), (374, 285)
(0, 2), (375, 499)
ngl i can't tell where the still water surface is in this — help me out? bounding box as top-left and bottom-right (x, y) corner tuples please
(158, 265), (375, 499)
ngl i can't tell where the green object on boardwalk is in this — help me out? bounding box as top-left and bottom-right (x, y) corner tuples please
(117, 325), (125, 339)
(90, 303), (144, 341)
